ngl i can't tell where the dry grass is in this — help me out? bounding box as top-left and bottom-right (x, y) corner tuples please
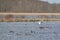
(0, 13), (60, 15)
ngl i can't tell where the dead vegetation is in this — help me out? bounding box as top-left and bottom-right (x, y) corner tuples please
(0, 0), (60, 12)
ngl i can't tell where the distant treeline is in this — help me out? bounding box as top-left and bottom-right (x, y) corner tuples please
(0, 0), (60, 13)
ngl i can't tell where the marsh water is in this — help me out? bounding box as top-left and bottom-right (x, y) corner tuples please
(0, 22), (60, 40)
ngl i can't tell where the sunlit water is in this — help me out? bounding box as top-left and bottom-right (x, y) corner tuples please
(0, 22), (60, 40)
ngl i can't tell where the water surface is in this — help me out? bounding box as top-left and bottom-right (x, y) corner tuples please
(0, 22), (60, 40)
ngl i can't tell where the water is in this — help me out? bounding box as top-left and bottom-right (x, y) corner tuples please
(0, 22), (60, 40)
